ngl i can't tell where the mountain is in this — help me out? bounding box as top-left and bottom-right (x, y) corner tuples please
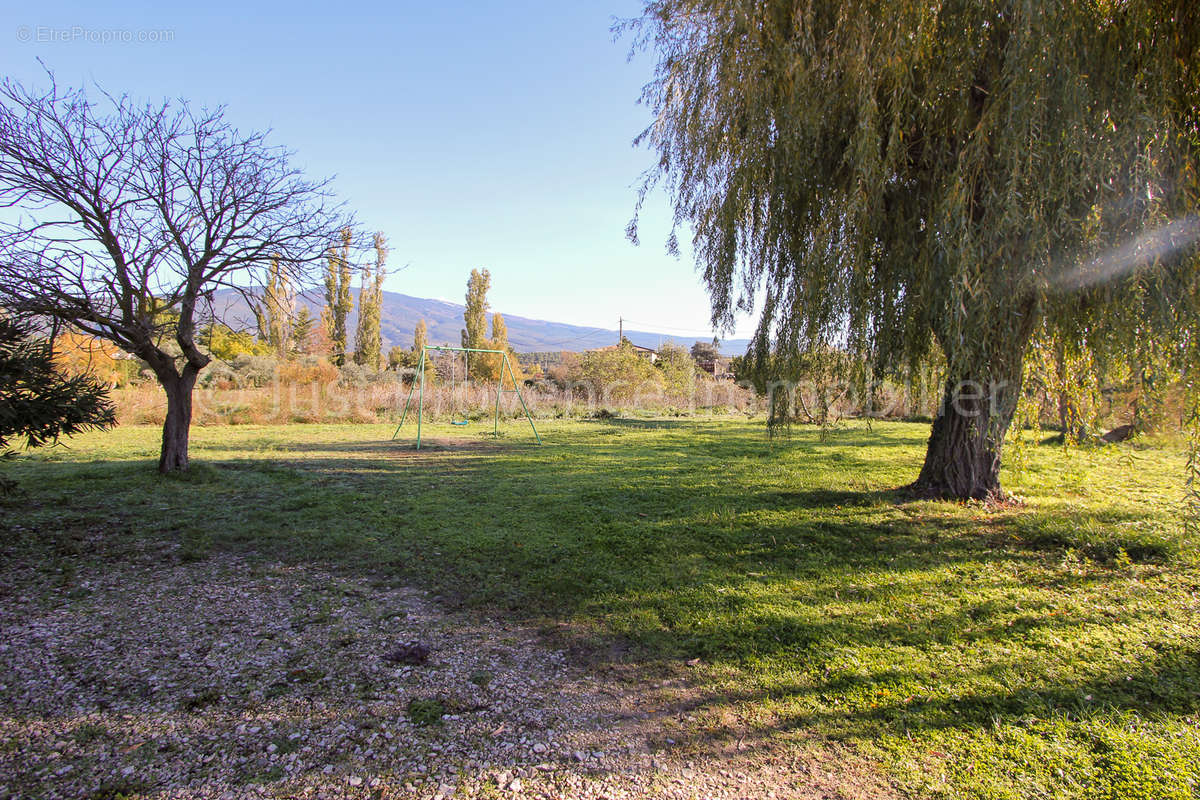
(214, 289), (750, 356)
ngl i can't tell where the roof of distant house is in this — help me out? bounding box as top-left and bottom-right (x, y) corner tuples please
(587, 343), (658, 354)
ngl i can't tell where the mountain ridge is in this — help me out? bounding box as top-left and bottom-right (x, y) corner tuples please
(215, 289), (750, 356)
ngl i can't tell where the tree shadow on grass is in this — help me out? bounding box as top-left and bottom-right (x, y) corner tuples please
(6, 422), (1193, 769)
(621, 642), (1200, 770)
(585, 417), (709, 430)
(757, 487), (908, 508)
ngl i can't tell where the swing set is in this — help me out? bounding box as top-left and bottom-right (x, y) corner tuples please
(391, 345), (542, 449)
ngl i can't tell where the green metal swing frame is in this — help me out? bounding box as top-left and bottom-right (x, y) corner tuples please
(391, 345), (542, 449)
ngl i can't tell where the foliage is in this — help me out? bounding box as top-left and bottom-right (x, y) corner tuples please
(251, 257), (295, 359)
(413, 318), (428, 355)
(51, 331), (139, 387)
(387, 345), (413, 371)
(569, 340), (663, 405)
(656, 341), (696, 400)
(290, 307), (317, 357)
(458, 272), (520, 386)
(461, 268), (491, 375)
(1022, 325), (1105, 443)
(323, 228), (355, 366)
(338, 362), (395, 388)
(473, 313), (504, 383)
(352, 232), (387, 370)
(488, 313), (510, 381)
(202, 323), (272, 362)
(200, 352), (353, 390)
(544, 352), (580, 391)
(737, 347), (867, 437)
(0, 318), (115, 455)
(0, 75), (346, 472)
(300, 306), (334, 358)
(1187, 373), (1200, 537)
(198, 355), (279, 389)
(474, 312), (522, 387)
(7, 420), (1197, 800)
(389, 320), (437, 384)
(689, 339), (719, 363)
(275, 357), (339, 386)
(625, 0), (1200, 498)
(518, 351), (568, 370)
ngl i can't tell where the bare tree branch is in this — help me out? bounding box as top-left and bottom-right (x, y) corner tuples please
(0, 74), (352, 472)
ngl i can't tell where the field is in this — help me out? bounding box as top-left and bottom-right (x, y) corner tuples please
(3, 418), (1198, 799)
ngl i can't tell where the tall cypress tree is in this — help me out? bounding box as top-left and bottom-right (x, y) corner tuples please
(291, 306), (315, 356)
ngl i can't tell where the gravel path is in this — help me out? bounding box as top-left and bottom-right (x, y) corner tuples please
(0, 543), (896, 799)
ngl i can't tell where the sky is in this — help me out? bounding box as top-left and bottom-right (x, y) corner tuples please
(2, 0), (755, 341)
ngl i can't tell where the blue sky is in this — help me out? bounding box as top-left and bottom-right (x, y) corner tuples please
(3, 0), (754, 341)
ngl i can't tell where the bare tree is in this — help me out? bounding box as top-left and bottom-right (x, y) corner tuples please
(0, 75), (348, 472)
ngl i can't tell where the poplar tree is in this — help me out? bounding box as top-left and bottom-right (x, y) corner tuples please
(323, 228), (354, 366)
(491, 312), (508, 351)
(409, 318), (437, 383)
(628, 0), (1200, 499)
(252, 257), (295, 358)
(487, 312), (522, 385)
(462, 268), (491, 376)
(413, 318), (428, 354)
(353, 232), (387, 370)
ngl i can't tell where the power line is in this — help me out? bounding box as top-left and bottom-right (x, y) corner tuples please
(525, 328), (616, 350)
(620, 318), (724, 339)
(510, 316), (732, 352)
(525, 319), (727, 351)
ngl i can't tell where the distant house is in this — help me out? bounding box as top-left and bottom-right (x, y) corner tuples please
(587, 343), (659, 364)
(694, 355), (731, 378)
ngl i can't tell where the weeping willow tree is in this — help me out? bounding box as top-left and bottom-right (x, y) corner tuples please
(627, 0), (1200, 499)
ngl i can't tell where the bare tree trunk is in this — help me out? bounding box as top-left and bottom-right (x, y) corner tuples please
(157, 368), (198, 474)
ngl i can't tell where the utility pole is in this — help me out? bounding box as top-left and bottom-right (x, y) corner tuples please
(618, 316), (623, 344)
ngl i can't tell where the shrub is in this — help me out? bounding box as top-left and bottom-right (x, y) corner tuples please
(0, 318), (116, 490)
(277, 358), (339, 385)
(198, 360), (238, 390)
(569, 341), (663, 405)
(339, 363), (394, 388)
(230, 355), (279, 388)
(656, 342), (697, 404)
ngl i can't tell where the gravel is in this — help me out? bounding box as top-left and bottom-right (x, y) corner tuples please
(0, 544), (894, 799)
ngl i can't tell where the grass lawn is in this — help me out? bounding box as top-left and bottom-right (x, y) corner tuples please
(4, 418), (1198, 799)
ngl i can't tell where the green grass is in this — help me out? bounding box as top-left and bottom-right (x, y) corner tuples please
(4, 418), (1198, 799)
(407, 697), (448, 726)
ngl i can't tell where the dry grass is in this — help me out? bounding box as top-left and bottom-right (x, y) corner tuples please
(111, 379), (760, 427)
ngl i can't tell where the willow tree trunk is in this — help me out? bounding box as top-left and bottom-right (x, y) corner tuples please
(157, 369), (199, 474)
(914, 373), (1023, 499)
(915, 312), (1034, 500)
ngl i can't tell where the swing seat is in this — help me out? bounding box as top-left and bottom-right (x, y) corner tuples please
(450, 419), (469, 427)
